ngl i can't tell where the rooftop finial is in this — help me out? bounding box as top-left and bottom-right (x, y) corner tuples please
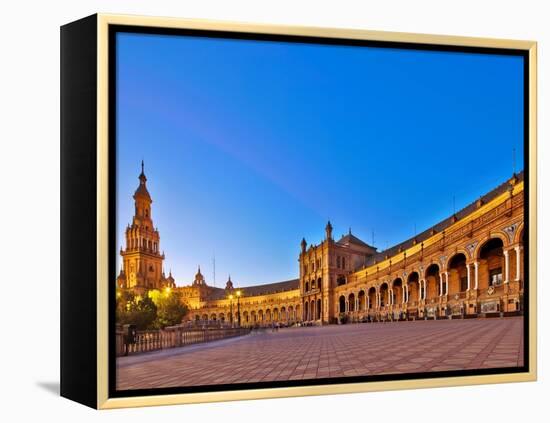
(325, 220), (333, 241)
(141, 159), (144, 174)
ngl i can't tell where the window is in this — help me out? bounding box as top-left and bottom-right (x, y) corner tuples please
(342, 257), (346, 269)
(489, 268), (503, 286)
(337, 256), (341, 268)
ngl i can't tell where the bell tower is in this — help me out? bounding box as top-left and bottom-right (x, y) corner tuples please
(117, 161), (165, 289)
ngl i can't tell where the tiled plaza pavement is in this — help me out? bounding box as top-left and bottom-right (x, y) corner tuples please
(116, 317), (524, 390)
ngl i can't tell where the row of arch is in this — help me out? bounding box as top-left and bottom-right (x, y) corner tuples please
(194, 304), (302, 325)
(337, 234), (524, 313)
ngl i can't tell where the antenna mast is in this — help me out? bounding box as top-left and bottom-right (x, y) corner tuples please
(212, 254), (216, 287)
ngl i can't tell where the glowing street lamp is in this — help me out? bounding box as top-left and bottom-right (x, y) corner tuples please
(229, 294), (234, 327)
(236, 290), (242, 327)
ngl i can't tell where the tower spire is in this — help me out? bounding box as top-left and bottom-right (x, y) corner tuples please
(139, 160), (147, 185)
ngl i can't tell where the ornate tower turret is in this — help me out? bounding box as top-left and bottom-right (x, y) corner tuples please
(193, 266), (206, 286)
(301, 237), (307, 253)
(225, 275), (234, 291)
(118, 161), (165, 290)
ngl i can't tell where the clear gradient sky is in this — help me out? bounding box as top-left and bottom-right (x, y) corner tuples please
(116, 32), (524, 288)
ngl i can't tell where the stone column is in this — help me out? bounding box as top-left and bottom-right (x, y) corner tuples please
(504, 249), (510, 283)
(445, 272), (449, 295)
(466, 263), (471, 290)
(515, 245), (522, 281)
(439, 273), (444, 296)
(474, 261), (479, 290)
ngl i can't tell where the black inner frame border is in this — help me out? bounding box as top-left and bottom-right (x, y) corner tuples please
(108, 24), (531, 399)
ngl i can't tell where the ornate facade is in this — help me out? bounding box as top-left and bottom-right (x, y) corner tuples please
(118, 163), (525, 326)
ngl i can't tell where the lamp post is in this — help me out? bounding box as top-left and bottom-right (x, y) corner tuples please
(229, 294), (234, 327)
(236, 290), (242, 327)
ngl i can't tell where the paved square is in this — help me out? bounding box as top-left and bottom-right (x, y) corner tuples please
(116, 317), (524, 390)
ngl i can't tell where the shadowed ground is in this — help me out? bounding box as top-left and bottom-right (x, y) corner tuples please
(116, 317), (523, 390)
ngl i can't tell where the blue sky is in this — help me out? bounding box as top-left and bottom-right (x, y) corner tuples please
(116, 32), (524, 288)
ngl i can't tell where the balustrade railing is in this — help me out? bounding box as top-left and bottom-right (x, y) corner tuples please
(116, 326), (251, 357)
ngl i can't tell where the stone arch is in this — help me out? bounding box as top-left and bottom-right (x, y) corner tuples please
(379, 282), (389, 307)
(392, 278), (403, 304)
(358, 290), (366, 311)
(448, 252), (468, 294)
(478, 237), (505, 289)
(348, 292), (356, 312)
(514, 221), (525, 245)
(367, 286), (377, 309)
(447, 248), (471, 266)
(339, 295), (346, 313)
(474, 232), (509, 259)
(316, 298), (322, 319)
(407, 271), (420, 302)
(425, 263), (440, 299)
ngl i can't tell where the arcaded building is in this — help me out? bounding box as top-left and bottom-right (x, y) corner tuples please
(117, 163), (525, 326)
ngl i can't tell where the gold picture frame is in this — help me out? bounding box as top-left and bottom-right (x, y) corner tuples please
(60, 13), (537, 409)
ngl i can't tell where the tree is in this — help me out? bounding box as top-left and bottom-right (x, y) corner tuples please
(116, 290), (157, 330)
(149, 289), (188, 329)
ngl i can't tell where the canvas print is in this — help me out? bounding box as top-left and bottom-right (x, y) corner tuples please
(113, 31), (527, 393)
